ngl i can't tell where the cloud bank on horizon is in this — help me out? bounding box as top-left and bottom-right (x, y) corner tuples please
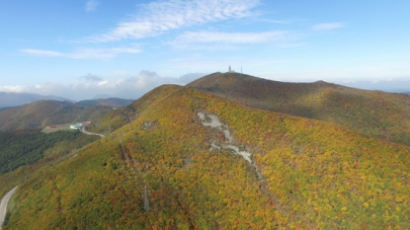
(1, 0), (410, 98)
(0, 72), (205, 100)
(1, 70), (409, 101)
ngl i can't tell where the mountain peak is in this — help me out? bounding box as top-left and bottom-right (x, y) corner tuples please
(314, 80), (328, 84)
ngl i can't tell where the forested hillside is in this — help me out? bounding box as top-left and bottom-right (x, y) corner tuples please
(90, 85), (182, 134)
(188, 72), (410, 146)
(3, 86), (408, 229)
(0, 101), (113, 131)
(0, 130), (98, 175)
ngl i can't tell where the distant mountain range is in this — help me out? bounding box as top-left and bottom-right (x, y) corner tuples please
(75, 98), (133, 108)
(0, 101), (114, 131)
(0, 92), (134, 109)
(0, 92), (68, 109)
(0, 95), (133, 131)
(342, 79), (410, 94)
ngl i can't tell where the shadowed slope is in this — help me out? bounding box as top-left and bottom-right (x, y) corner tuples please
(188, 72), (410, 146)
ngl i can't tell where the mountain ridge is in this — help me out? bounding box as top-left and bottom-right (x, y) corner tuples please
(0, 100), (113, 131)
(76, 98), (134, 108)
(0, 92), (68, 109)
(188, 72), (410, 146)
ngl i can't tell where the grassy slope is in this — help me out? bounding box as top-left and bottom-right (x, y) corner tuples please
(3, 86), (408, 229)
(90, 85), (182, 134)
(0, 101), (113, 131)
(188, 72), (410, 146)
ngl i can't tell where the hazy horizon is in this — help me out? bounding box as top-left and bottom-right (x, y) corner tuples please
(0, 72), (409, 101)
(1, 0), (410, 100)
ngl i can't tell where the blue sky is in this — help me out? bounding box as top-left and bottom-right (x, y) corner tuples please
(0, 0), (409, 99)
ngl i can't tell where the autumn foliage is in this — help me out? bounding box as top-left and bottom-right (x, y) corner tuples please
(3, 85), (409, 229)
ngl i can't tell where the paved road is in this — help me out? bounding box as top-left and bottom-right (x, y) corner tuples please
(0, 187), (17, 230)
(80, 127), (105, 138)
(0, 127), (102, 229)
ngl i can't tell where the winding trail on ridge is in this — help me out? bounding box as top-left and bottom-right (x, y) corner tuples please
(197, 112), (263, 180)
(0, 187), (17, 230)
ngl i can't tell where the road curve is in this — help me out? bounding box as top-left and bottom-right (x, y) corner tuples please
(80, 127), (105, 138)
(0, 187), (17, 230)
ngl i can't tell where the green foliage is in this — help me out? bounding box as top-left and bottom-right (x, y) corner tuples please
(0, 130), (97, 175)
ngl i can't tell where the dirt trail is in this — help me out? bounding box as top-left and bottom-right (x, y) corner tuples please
(0, 187), (17, 230)
(198, 111), (317, 228)
(197, 112), (263, 180)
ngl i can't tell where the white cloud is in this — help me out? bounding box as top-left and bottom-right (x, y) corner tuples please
(3, 67), (409, 100)
(172, 31), (289, 47)
(21, 46), (140, 60)
(85, 0), (99, 12)
(4, 71), (204, 100)
(92, 0), (260, 42)
(21, 49), (64, 57)
(312, 22), (345, 31)
(0, 85), (26, 93)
